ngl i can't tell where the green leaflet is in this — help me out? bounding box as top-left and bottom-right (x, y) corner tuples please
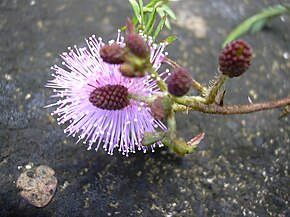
(153, 15), (167, 40)
(126, 0), (178, 40)
(129, 0), (141, 23)
(223, 4), (290, 47)
(161, 35), (177, 45)
(144, 2), (162, 34)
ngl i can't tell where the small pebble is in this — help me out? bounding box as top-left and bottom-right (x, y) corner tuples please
(16, 164), (57, 207)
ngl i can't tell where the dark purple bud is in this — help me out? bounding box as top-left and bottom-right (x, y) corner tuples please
(100, 43), (125, 64)
(219, 40), (253, 78)
(150, 97), (171, 120)
(126, 33), (150, 58)
(126, 18), (136, 35)
(166, 67), (192, 97)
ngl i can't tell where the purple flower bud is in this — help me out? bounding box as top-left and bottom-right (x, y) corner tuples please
(126, 17), (136, 35)
(150, 96), (171, 120)
(166, 67), (192, 97)
(219, 40), (252, 78)
(126, 33), (150, 58)
(100, 43), (125, 64)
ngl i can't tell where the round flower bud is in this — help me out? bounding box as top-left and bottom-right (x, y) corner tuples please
(126, 33), (150, 58)
(150, 97), (171, 120)
(219, 40), (252, 78)
(100, 43), (125, 64)
(166, 67), (192, 97)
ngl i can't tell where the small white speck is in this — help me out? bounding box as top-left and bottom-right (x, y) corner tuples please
(25, 93), (31, 100)
(283, 52), (289, 60)
(207, 178), (214, 183)
(247, 96), (253, 104)
(280, 15), (286, 22)
(25, 164), (33, 170)
(4, 74), (12, 80)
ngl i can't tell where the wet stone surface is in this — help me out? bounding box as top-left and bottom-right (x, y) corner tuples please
(0, 0), (289, 216)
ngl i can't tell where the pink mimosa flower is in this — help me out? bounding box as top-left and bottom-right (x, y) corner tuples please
(46, 30), (168, 156)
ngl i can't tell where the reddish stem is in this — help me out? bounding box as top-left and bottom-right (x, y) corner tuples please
(174, 96), (290, 115)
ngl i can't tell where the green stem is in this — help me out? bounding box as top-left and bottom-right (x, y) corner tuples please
(161, 138), (173, 149)
(128, 93), (156, 104)
(146, 61), (167, 92)
(173, 95), (206, 106)
(192, 80), (208, 96)
(204, 74), (227, 104)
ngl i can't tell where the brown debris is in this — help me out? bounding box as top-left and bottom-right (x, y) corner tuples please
(16, 164), (57, 208)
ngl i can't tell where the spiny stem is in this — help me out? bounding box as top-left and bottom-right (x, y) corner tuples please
(173, 95), (207, 105)
(173, 95), (290, 115)
(204, 74), (227, 104)
(167, 109), (177, 141)
(192, 80), (208, 96)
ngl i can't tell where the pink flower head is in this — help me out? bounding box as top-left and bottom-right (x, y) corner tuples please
(46, 30), (168, 156)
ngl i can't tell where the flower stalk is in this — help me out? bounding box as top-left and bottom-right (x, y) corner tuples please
(146, 61), (168, 92)
(204, 73), (228, 104)
(127, 93), (157, 104)
(172, 95), (290, 115)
